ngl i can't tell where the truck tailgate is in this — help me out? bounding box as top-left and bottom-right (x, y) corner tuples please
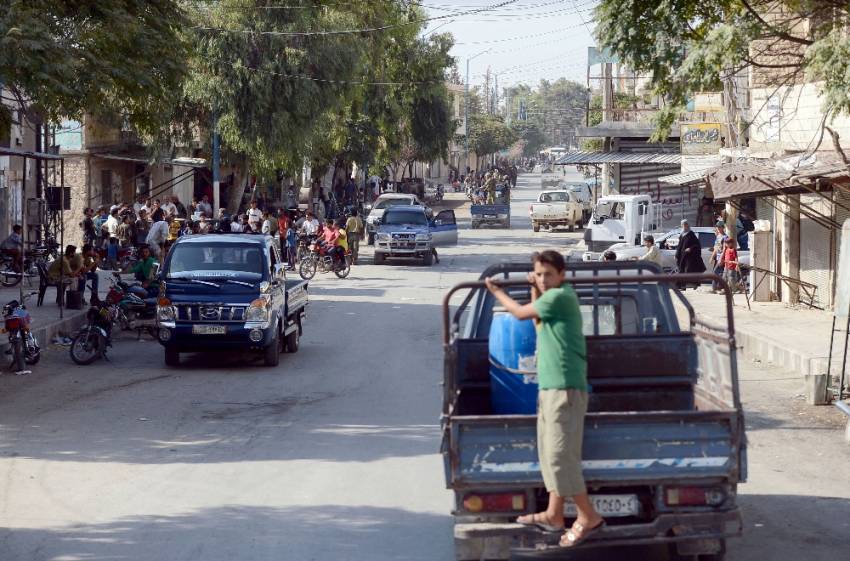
(530, 204), (572, 219)
(471, 204), (509, 216)
(446, 410), (742, 488)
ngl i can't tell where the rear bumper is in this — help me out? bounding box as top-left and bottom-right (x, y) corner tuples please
(455, 509), (742, 551)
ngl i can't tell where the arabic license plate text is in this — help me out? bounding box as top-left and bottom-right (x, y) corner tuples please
(192, 325), (226, 335)
(484, 214), (496, 218)
(564, 494), (640, 518)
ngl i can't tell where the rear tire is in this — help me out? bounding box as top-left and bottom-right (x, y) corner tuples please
(422, 251), (434, 266)
(334, 256), (351, 278)
(164, 348), (180, 367)
(11, 339), (25, 371)
(285, 326), (300, 353)
(374, 252), (386, 265)
(532, 222), (540, 232)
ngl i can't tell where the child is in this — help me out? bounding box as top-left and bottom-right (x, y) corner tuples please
(285, 226), (298, 269)
(105, 236), (119, 271)
(722, 238), (740, 291)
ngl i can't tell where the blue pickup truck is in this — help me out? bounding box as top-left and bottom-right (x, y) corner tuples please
(155, 233), (308, 367)
(470, 183), (510, 229)
(441, 262), (746, 560)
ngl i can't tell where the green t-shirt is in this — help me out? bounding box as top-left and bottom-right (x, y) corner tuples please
(532, 284), (588, 390)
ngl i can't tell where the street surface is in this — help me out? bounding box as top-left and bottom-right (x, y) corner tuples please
(1, 172), (849, 561)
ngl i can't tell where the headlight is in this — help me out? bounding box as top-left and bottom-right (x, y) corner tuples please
(157, 305), (176, 322)
(245, 298), (269, 322)
(416, 233), (432, 241)
(376, 233), (390, 241)
(497, 214), (508, 219)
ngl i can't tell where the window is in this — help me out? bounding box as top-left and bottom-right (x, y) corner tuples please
(383, 211), (427, 225)
(167, 243), (264, 279)
(375, 198), (412, 210)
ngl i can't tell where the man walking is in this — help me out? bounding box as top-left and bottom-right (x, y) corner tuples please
(485, 250), (604, 548)
(675, 219), (706, 275)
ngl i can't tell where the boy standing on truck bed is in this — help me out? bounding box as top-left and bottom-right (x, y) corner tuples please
(485, 250), (604, 548)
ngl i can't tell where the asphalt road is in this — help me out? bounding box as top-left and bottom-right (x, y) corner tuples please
(1, 172), (848, 561)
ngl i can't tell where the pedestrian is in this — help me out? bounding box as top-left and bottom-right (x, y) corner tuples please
(133, 195), (146, 214)
(80, 208), (97, 246)
(198, 194), (213, 218)
(117, 214), (134, 248)
(161, 196), (177, 217)
(721, 238), (741, 292)
(344, 210), (364, 265)
(675, 219), (706, 275)
(247, 200), (263, 231)
(261, 211), (276, 236)
(146, 213), (170, 259)
(285, 224), (298, 269)
(197, 213), (211, 234)
(709, 222), (728, 292)
(484, 250), (604, 547)
(134, 209), (150, 247)
(105, 235), (119, 271)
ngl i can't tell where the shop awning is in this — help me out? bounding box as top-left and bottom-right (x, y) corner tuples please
(555, 151), (681, 165)
(658, 170), (707, 186)
(92, 153), (208, 167)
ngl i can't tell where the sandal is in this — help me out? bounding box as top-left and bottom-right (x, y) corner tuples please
(559, 519), (606, 547)
(516, 512), (565, 533)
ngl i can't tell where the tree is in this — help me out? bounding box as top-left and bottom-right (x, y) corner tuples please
(503, 79), (588, 146)
(0, 0), (188, 137)
(595, 0), (850, 140)
(510, 121), (547, 157)
(466, 114), (517, 169)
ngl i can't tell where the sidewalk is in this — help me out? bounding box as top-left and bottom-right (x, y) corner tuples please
(687, 288), (841, 378)
(0, 270), (112, 356)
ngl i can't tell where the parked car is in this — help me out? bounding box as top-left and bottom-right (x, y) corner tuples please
(374, 206), (457, 266)
(156, 233), (308, 367)
(604, 227), (751, 272)
(530, 189), (584, 232)
(364, 193), (427, 245)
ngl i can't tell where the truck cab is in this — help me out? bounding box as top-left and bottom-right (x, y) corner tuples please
(583, 194), (661, 253)
(155, 234), (308, 367)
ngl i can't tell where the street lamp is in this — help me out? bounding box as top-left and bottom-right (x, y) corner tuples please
(465, 48), (490, 176)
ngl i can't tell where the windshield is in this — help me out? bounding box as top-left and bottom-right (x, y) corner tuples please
(541, 192), (571, 202)
(166, 243), (265, 280)
(383, 211), (427, 226)
(375, 198), (413, 210)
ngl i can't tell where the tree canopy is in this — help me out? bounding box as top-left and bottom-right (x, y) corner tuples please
(0, 0), (188, 136)
(503, 78), (587, 147)
(595, 0), (850, 140)
(466, 114), (517, 158)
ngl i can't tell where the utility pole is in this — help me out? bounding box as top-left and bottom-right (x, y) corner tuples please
(465, 49), (489, 175)
(212, 110), (221, 213)
(601, 61), (614, 196)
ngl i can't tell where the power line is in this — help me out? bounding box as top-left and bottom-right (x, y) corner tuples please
(192, 0), (519, 37)
(453, 18), (595, 45)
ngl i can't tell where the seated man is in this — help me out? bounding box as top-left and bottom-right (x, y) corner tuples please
(126, 246), (158, 294)
(47, 245), (80, 301)
(1, 224), (24, 263)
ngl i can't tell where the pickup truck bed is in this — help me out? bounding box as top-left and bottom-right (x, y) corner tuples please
(441, 263), (746, 560)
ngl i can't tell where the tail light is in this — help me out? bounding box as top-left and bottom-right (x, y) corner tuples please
(664, 486), (725, 507)
(462, 492), (526, 513)
(4, 317), (21, 330)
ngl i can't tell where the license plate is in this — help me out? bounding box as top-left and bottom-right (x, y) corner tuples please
(484, 214), (496, 218)
(564, 494), (640, 518)
(192, 325), (226, 335)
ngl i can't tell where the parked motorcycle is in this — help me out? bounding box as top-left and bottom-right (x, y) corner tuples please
(107, 273), (157, 338)
(299, 240), (351, 280)
(3, 292), (41, 372)
(0, 246), (52, 287)
(69, 300), (115, 365)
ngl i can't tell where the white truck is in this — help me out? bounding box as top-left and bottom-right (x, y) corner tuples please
(529, 190), (584, 232)
(582, 194), (663, 254)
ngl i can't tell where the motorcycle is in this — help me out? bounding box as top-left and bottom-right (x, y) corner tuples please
(296, 234), (317, 262)
(299, 240), (351, 280)
(69, 299), (115, 365)
(96, 245), (138, 271)
(3, 292), (41, 372)
(0, 246), (52, 287)
(107, 273), (157, 338)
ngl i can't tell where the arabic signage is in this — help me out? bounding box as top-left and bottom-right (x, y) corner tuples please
(681, 122), (722, 156)
(587, 46), (619, 66)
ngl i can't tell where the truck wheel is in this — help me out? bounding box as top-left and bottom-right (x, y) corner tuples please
(422, 251), (434, 266)
(285, 327), (299, 353)
(471, 222), (478, 229)
(264, 331), (281, 367)
(164, 348), (179, 367)
(374, 252), (386, 265)
(532, 222), (540, 232)
(568, 223), (575, 232)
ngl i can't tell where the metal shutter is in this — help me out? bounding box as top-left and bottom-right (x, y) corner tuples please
(799, 193), (834, 308)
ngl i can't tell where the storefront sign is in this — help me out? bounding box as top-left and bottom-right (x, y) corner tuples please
(681, 123), (722, 155)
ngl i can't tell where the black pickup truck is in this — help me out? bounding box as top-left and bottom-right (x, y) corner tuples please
(155, 233), (308, 367)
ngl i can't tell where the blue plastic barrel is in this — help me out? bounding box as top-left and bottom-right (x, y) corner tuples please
(489, 314), (538, 414)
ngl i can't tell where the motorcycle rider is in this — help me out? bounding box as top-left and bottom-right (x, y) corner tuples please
(321, 219), (346, 267)
(125, 245), (158, 294)
(0, 224), (24, 264)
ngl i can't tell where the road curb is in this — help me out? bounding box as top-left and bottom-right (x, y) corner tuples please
(1, 309), (88, 352)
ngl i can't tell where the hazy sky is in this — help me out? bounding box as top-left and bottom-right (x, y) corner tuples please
(421, 0), (599, 89)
